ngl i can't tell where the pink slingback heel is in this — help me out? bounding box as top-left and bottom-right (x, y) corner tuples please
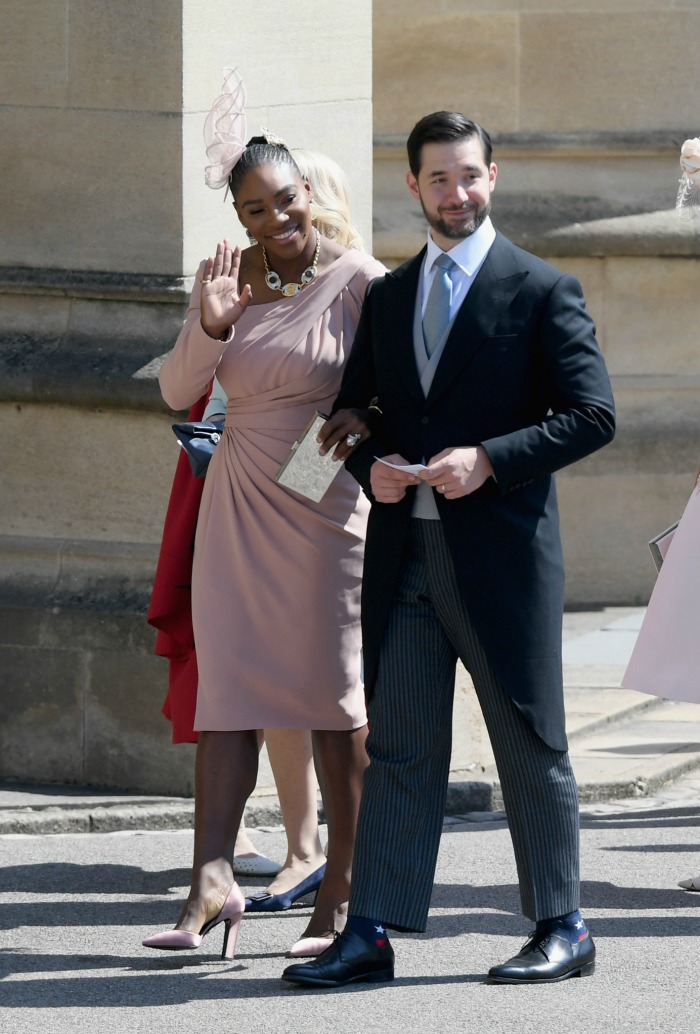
(142, 884), (245, 960)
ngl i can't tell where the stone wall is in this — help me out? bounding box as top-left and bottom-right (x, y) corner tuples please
(373, 0), (700, 136)
(1, 0), (373, 274)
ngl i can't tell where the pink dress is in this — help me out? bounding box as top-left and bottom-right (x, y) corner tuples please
(622, 482), (700, 702)
(159, 250), (384, 730)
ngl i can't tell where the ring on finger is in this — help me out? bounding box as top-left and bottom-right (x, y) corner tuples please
(201, 277), (212, 285)
(346, 432), (362, 447)
(440, 484), (446, 493)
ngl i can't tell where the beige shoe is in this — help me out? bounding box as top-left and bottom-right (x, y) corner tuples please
(678, 875), (700, 890)
(231, 853), (282, 877)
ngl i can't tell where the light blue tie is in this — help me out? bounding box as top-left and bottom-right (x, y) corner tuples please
(423, 253), (456, 357)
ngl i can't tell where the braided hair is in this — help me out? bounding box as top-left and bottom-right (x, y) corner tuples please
(228, 135), (302, 198)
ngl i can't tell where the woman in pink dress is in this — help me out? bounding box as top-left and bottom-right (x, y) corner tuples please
(147, 148), (374, 947)
(141, 131), (384, 959)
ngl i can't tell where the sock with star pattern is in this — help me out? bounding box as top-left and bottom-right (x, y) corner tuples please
(346, 914), (391, 949)
(536, 909), (588, 944)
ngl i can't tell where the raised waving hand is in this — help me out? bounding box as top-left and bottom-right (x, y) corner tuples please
(200, 238), (253, 339)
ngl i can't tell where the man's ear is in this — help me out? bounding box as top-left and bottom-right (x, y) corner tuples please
(406, 170), (421, 201)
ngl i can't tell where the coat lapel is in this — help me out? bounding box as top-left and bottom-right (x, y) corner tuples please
(426, 234), (529, 406)
(383, 249), (426, 404)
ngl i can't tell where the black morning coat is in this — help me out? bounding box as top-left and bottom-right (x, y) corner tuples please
(334, 232), (616, 751)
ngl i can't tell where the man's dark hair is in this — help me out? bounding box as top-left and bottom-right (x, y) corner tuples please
(406, 112), (492, 176)
(229, 136), (302, 198)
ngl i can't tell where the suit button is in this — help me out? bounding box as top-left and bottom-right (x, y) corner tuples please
(421, 416), (429, 425)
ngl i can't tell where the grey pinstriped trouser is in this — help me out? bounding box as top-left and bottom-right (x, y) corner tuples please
(349, 519), (580, 931)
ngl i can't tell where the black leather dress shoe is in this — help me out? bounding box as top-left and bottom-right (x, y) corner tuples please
(282, 930), (395, 988)
(487, 930), (596, 984)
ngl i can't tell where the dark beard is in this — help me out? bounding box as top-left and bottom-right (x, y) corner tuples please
(422, 200), (491, 240)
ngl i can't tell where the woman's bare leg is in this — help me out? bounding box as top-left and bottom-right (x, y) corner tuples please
(175, 728), (259, 932)
(300, 725), (369, 938)
(232, 732), (267, 861)
(262, 728), (326, 895)
(234, 814), (264, 858)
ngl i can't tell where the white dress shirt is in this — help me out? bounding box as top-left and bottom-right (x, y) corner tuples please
(420, 216), (496, 318)
(412, 217), (497, 520)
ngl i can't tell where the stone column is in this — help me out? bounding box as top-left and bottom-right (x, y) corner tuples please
(0, 0), (373, 792)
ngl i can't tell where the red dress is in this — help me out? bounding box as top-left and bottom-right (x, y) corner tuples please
(146, 393), (208, 743)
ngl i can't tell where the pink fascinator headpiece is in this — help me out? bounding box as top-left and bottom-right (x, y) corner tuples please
(203, 67), (248, 190)
(676, 137), (700, 217)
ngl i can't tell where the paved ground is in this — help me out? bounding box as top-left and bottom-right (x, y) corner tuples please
(3, 606), (700, 1032)
(2, 782), (700, 1034)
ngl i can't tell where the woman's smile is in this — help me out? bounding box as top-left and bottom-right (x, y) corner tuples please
(269, 224), (301, 243)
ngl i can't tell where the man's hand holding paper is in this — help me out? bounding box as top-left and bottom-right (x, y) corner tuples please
(421, 446), (494, 499)
(370, 454), (422, 503)
(372, 446), (494, 502)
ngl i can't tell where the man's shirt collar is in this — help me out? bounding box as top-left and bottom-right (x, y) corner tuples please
(425, 216), (496, 277)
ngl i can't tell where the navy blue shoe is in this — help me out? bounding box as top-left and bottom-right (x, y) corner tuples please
(244, 863), (326, 912)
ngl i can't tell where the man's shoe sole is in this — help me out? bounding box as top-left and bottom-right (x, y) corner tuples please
(283, 968), (394, 988)
(487, 960), (595, 984)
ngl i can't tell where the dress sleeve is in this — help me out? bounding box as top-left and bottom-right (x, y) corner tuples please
(351, 256), (387, 302)
(159, 260), (234, 411)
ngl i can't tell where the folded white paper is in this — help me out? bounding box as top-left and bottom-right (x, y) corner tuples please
(375, 457), (428, 474)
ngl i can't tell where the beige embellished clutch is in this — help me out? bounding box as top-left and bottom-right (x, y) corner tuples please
(275, 412), (343, 502)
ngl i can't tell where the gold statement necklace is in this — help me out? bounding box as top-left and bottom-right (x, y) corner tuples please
(262, 229), (321, 298)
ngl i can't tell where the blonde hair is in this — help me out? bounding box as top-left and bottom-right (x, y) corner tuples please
(293, 148), (365, 251)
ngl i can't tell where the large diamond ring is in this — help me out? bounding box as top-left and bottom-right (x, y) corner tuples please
(345, 432), (362, 447)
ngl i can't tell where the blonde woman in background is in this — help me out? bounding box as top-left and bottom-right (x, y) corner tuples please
(294, 148), (364, 252)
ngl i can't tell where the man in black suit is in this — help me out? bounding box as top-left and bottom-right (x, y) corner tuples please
(284, 112), (615, 987)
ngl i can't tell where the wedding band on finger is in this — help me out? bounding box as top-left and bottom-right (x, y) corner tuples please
(201, 277), (212, 284)
(440, 484), (446, 493)
(345, 432), (362, 447)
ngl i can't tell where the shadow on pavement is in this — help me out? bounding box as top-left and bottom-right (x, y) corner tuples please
(0, 863), (189, 895)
